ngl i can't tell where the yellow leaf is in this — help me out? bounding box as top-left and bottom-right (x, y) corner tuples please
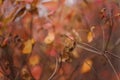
(31, 38), (35, 44)
(44, 32), (55, 44)
(80, 59), (92, 74)
(72, 50), (79, 58)
(22, 39), (35, 54)
(87, 26), (95, 43)
(29, 55), (40, 66)
(87, 31), (93, 43)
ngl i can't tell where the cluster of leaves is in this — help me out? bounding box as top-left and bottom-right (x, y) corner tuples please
(0, 0), (120, 80)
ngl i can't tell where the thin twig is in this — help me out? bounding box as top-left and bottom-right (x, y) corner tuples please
(63, 33), (102, 55)
(107, 51), (120, 61)
(77, 43), (102, 55)
(104, 54), (120, 80)
(48, 57), (59, 80)
(104, 8), (113, 51)
(78, 42), (101, 53)
(96, 17), (105, 51)
(110, 38), (120, 50)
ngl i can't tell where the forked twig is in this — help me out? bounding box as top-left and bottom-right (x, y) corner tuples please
(107, 51), (120, 61)
(77, 43), (102, 55)
(104, 54), (120, 80)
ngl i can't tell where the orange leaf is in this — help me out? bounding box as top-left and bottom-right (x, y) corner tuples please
(80, 59), (92, 74)
(87, 31), (93, 43)
(29, 55), (40, 66)
(22, 39), (35, 54)
(87, 26), (95, 43)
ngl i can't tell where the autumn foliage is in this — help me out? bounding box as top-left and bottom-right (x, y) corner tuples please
(0, 0), (120, 80)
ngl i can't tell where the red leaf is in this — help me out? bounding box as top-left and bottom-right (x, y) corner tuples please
(50, 48), (57, 57)
(31, 66), (42, 80)
(46, 47), (57, 57)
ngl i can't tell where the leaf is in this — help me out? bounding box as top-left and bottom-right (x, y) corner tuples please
(21, 67), (32, 80)
(80, 59), (92, 74)
(44, 32), (55, 44)
(31, 66), (42, 80)
(31, 38), (35, 44)
(47, 48), (57, 57)
(87, 26), (95, 43)
(22, 39), (35, 54)
(29, 55), (40, 66)
(87, 31), (93, 42)
(72, 50), (79, 58)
